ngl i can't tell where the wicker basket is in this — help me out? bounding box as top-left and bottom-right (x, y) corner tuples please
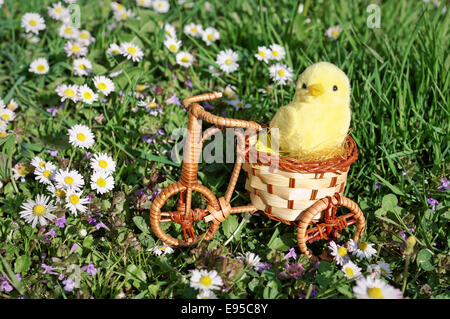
(243, 135), (358, 224)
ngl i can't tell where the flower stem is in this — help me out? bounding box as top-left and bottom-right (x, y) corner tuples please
(68, 148), (76, 170)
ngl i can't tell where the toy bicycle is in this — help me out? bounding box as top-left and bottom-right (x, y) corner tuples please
(149, 92), (366, 257)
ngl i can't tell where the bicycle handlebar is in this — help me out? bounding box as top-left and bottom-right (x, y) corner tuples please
(183, 92), (262, 131)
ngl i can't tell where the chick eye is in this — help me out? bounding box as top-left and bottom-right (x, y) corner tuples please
(302, 83), (307, 89)
(333, 85), (338, 91)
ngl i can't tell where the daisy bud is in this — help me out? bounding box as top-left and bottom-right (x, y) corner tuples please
(405, 235), (416, 256)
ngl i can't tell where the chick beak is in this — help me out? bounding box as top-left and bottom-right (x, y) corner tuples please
(308, 83), (325, 97)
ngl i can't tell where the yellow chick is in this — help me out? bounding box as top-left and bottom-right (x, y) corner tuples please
(268, 61), (351, 161)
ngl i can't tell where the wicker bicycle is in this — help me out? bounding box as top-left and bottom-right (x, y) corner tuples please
(149, 92), (366, 258)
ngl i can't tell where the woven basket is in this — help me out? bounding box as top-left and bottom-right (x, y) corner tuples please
(243, 135), (358, 224)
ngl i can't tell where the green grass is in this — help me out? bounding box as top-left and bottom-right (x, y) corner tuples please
(0, 0), (448, 299)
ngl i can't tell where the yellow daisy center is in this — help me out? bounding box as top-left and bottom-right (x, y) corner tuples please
(1, 114), (10, 120)
(29, 20), (37, 26)
(237, 102), (243, 107)
(331, 29), (341, 38)
(98, 160), (108, 168)
(96, 178), (106, 187)
(337, 247), (347, 257)
(192, 27), (198, 34)
(199, 276), (212, 287)
(79, 64), (86, 70)
(127, 46), (136, 54)
(272, 51), (278, 56)
(160, 246), (166, 251)
(277, 69), (286, 77)
(367, 287), (383, 299)
(98, 82), (107, 90)
(33, 205), (46, 216)
(65, 27), (73, 34)
(37, 64), (46, 72)
(0, 132), (7, 138)
(69, 194), (80, 205)
(39, 162), (46, 167)
(207, 34), (214, 40)
(72, 45), (80, 52)
(225, 59), (232, 65)
(43, 170), (52, 178)
(64, 89), (75, 97)
(112, 49), (119, 54)
(258, 51), (266, 57)
(358, 242), (368, 251)
(83, 92), (92, 100)
(136, 85), (146, 91)
(64, 176), (74, 185)
(77, 133), (86, 141)
(148, 102), (158, 108)
(117, 4), (124, 10)
(157, 3), (162, 8)
(80, 32), (89, 39)
(121, 13), (128, 19)
(345, 267), (354, 277)
(56, 7), (62, 13)
(169, 44), (176, 51)
(140, 0), (145, 4)
(55, 188), (66, 199)
(181, 56), (189, 63)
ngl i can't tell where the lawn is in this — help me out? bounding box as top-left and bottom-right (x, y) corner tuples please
(0, 0), (448, 299)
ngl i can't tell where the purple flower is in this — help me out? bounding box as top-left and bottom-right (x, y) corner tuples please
(142, 134), (154, 143)
(375, 181), (381, 189)
(69, 243), (80, 255)
(438, 178), (449, 191)
(156, 129), (165, 136)
(55, 216), (66, 228)
(62, 278), (76, 292)
(88, 217), (97, 225)
(300, 285), (318, 299)
(172, 74), (177, 79)
(402, 171), (408, 176)
(427, 197), (439, 210)
(204, 101), (213, 110)
(284, 248), (297, 260)
(45, 229), (56, 237)
(0, 278), (13, 292)
(84, 151), (92, 160)
(280, 263), (304, 279)
(41, 264), (58, 275)
(136, 189), (145, 197)
(166, 93), (181, 106)
(95, 221), (109, 231)
(257, 262), (271, 273)
(86, 194), (93, 203)
(47, 149), (58, 157)
(46, 107), (58, 117)
(81, 263), (98, 276)
(400, 227), (415, 243)
(185, 79), (192, 88)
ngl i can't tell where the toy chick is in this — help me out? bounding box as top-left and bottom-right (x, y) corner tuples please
(267, 61), (351, 161)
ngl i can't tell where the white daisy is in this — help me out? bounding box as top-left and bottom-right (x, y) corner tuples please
(34, 164), (57, 185)
(90, 153), (116, 174)
(231, 99), (251, 110)
(190, 269), (223, 292)
(90, 170), (115, 195)
(269, 44), (286, 61)
(341, 261), (362, 279)
(196, 290), (218, 299)
(153, 0), (170, 13)
(328, 241), (350, 266)
(184, 23), (203, 38)
(12, 163), (33, 182)
(54, 168), (85, 191)
(56, 84), (79, 102)
(65, 189), (89, 216)
(0, 109), (15, 122)
(201, 27), (220, 46)
(120, 42), (144, 62)
(77, 85), (98, 105)
(348, 239), (377, 260)
(325, 25), (343, 40)
(353, 276), (403, 299)
(64, 41), (88, 58)
(110, 1), (126, 12)
(113, 9), (135, 21)
(6, 99), (18, 111)
(30, 156), (47, 169)
(162, 23), (177, 38)
(47, 184), (67, 204)
(269, 63), (294, 85)
(21, 13), (46, 34)
(78, 30), (96, 46)
(19, 194), (57, 228)
(216, 49), (239, 74)
(136, 0), (152, 8)
(48, 2), (69, 21)
(107, 43), (122, 56)
(164, 37), (181, 53)
(368, 261), (393, 279)
(237, 252), (262, 271)
(73, 58), (93, 76)
(93, 76), (115, 96)
(58, 24), (80, 40)
(254, 46), (272, 63)
(138, 97), (162, 116)
(148, 244), (175, 256)
(68, 124), (95, 149)
(29, 57), (49, 75)
(176, 51), (194, 67)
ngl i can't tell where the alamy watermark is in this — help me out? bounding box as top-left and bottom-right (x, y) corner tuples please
(367, 4), (381, 29)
